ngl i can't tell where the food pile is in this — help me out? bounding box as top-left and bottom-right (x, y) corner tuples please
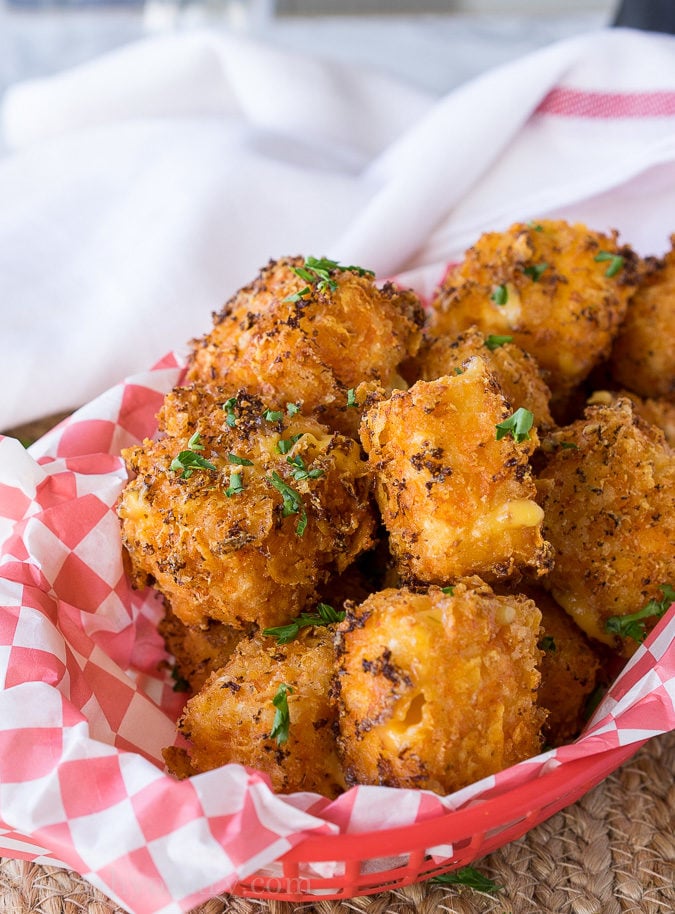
(117, 221), (675, 798)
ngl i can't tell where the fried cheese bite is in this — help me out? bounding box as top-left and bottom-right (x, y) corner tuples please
(335, 581), (544, 794)
(526, 588), (602, 747)
(588, 389), (675, 448)
(119, 387), (376, 630)
(429, 220), (639, 402)
(359, 358), (553, 584)
(536, 398), (675, 656)
(610, 237), (675, 399)
(415, 325), (555, 432)
(168, 628), (344, 797)
(159, 604), (247, 693)
(187, 257), (425, 437)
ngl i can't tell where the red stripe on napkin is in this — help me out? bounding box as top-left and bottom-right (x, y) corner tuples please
(536, 88), (675, 118)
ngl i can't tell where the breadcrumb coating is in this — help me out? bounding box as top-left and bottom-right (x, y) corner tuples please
(525, 587), (602, 747)
(169, 628), (344, 797)
(588, 389), (675, 448)
(187, 257), (425, 437)
(536, 398), (675, 656)
(359, 358), (553, 584)
(119, 386), (376, 629)
(429, 220), (639, 401)
(415, 324), (555, 432)
(610, 237), (675, 400)
(335, 581), (544, 794)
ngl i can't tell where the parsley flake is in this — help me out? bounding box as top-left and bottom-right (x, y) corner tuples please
(286, 402), (300, 416)
(491, 284), (508, 305)
(222, 397), (237, 428)
(225, 472), (244, 497)
(523, 262), (548, 282)
(276, 433), (304, 455)
(228, 453), (254, 466)
(283, 286), (311, 303)
(594, 251), (624, 277)
(559, 441), (578, 450)
(262, 409), (284, 422)
(346, 388), (358, 408)
(605, 583), (674, 643)
(484, 334), (513, 350)
(287, 454), (324, 481)
(539, 635), (557, 652)
(263, 603), (345, 644)
(441, 586), (454, 595)
(495, 407), (534, 443)
(527, 221), (544, 232)
(270, 683), (293, 745)
(170, 432), (217, 479)
(267, 471), (307, 536)
(430, 866), (502, 894)
(453, 367), (464, 376)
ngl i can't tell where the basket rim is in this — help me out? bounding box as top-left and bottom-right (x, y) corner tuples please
(279, 739), (644, 863)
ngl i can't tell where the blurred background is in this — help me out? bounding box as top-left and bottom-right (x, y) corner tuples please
(0, 1), (622, 100)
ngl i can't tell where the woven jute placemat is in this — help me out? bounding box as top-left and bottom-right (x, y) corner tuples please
(1, 730), (673, 914)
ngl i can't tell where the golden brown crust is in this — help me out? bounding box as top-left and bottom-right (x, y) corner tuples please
(186, 257), (425, 437)
(335, 581), (544, 794)
(610, 239), (675, 399)
(173, 629), (344, 797)
(159, 604), (248, 693)
(536, 398), (675, 656)
(522, 587), (602, 747)
(415, 325), (555, 432)
(359, 359), (553, 584)
(588, 389), (675, 448)
(118, 387), (376, 629)
(430, 220), (639, 401)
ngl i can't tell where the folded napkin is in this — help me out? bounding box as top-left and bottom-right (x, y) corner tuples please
(2, 26), (675, 430)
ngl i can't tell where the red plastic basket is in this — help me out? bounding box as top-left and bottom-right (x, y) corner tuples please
(231, 741), (644, 900)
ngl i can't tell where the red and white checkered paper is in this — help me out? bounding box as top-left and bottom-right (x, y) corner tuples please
(1, 344), (673, 914)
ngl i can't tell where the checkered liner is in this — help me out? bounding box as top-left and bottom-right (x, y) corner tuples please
(1, 341), (673, 914)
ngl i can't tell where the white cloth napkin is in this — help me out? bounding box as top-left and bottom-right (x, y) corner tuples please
(2, 26), (675, 431)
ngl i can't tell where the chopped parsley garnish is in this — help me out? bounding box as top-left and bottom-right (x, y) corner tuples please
(441, 586), (454, 595)
(594, 251), (624, 278)
(495, 407), (534, 443)
(559, 441), (578, 450)
(346, 388), (358, 408)
(263, 603), (345, 644)
(228, 453), (254, 466)
(285, 256), (374, 301)
(523, 262), (548, 282)
(453, 367), (464, 376)
(222, 397), (237, 428)
(527, 221), (544, 232)
(225, 472), (244, 497)
(187, 431), (204, 451)
(287, 454), (324, 481)
(539, 635), (557, 652)
(484, 334), (513, 350)
(267, 471), (307, 535)
(270, 683), (293, 745)
(276, 433), (304, 455)
(491, 284), (508, 305)
(283, 286), (311, 303)
(262, 409), (284, 422)
(430, 866), (502, 894)
(605, 584), (675, 643)
(170, 432), (217, 479)
(286, 402), (300, 416)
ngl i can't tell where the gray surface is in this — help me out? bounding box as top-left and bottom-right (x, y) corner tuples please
(0, 6), (611, 103)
